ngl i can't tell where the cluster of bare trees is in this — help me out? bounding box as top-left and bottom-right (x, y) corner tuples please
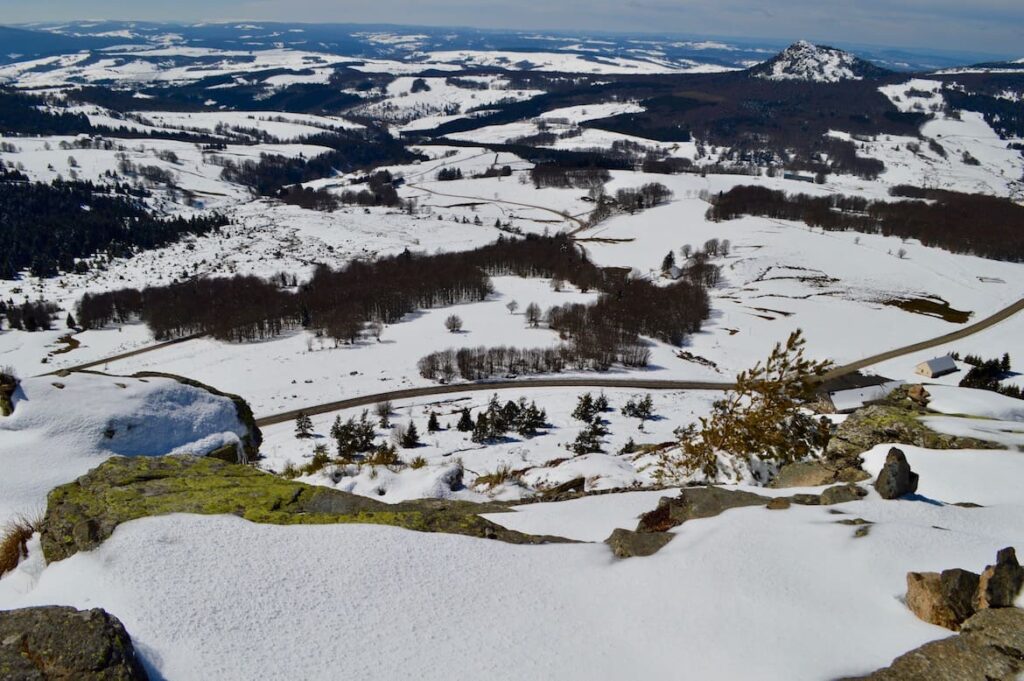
(420, 269), (711, 381)
(1, 299), (59, 332)
(76, 235), (592, 343)
(612, 183), (673, 213)
(548, 277), (709, 347)
(707, 185), (1024, 261)
(278, 172), (407, 212)
(78, 248), (492, 342)
(78, 234), (712, 374)
(418, 346), (571, 381)
(530, 164), (611, 189)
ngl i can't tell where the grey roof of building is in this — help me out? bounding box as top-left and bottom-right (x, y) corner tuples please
(920, 355), (958, 372)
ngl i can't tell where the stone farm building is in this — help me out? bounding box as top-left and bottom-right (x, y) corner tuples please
(915, 356), (959, 379)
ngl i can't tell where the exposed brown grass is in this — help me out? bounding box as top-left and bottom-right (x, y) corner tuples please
(364, 444), (400, 468)
(474, 464), (521, 490)
(0, 515), (40, 577)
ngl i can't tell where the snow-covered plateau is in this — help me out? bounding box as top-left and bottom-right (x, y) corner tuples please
(1, 23), (1023, 681)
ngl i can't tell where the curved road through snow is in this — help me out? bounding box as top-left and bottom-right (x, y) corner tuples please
(254, 295), (1024, 427)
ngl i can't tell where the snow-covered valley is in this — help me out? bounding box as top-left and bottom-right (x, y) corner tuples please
(1, 20), (1023, 681)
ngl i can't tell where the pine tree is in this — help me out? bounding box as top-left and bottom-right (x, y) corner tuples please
(514, 400), (547, 438)
(664, 330), (832, 480)
(661, 250), (676, 273)
(400, 421), (420, 448)
(456, 407), (474, 432)
(294, 411), (313, 439)
(66, 312), (77, 329)
(471, 412), (490, 443)
(1001, 353), (1011, 373)
(622, 394), (655, 422)
(572, 393), (598, 423)
(427, 412), (440, 433)
(570, 422), (604, 455)
(501, 400), (521, 427)
(332, 411), (376, 458)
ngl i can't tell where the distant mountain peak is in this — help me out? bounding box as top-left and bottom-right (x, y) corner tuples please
(751, 41), (891, 83)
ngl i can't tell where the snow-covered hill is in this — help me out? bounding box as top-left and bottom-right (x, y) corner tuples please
(751, 41), (891, 82)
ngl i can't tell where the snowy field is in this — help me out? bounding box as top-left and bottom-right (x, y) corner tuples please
(0, 34), (1024, 681)
(1, 448), (1021, 680)
(96, 276), (607, 415)
(3, 152), (1022, 410)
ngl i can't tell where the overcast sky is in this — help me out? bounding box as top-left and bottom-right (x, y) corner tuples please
(4, 0), (1023, 57)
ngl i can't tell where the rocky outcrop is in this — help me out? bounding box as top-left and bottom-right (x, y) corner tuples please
(0, 606), (147, 680)
(843, 608), (1024, 681)
(904, 548), (1022, 631)
(874, 447), (919, 499)
(907, 570), (981, 631)
(540, 477), (586, 501)
(129, 372), (262, 463)
(605, 529), (674, 558)
(615, 483), (873, 557)
(0, 371), (17, 417)
(635, 487), (771, 533)
(770, 460), (869, 488)
(907, 384), (930, 407)
(825, 402), (999, 467)
(39, 455), (569, 563)
(819, 483), (868, 505)
(977, 547), (1024, 609)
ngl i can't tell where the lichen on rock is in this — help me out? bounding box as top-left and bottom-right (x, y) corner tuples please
(39, 455), (569, 563)
(825, 401), (999, 467)
(0, 606), (147, 680)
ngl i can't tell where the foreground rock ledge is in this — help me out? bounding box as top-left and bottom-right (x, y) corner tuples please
(842, 607), (1024, 681)
(40, 455), (570, 563)
(0, 606), (147, 680)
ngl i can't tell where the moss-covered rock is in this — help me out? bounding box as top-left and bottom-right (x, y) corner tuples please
(40, 456), (568, 563)
(825, 403), (999, 465)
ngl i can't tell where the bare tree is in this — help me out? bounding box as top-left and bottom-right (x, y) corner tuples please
(375, 401), (393, 429)
(506, 300), (519, 315)
(525, 303), (542, 328)
(445, 314), (463, 333)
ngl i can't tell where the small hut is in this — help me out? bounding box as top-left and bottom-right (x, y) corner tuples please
(915, 355), (958, 379)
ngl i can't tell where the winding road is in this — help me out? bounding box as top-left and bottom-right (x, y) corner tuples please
(41, 173), (1024, 425)
(45, 294), (1024, 426)
(253, 295), (1024, 427)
